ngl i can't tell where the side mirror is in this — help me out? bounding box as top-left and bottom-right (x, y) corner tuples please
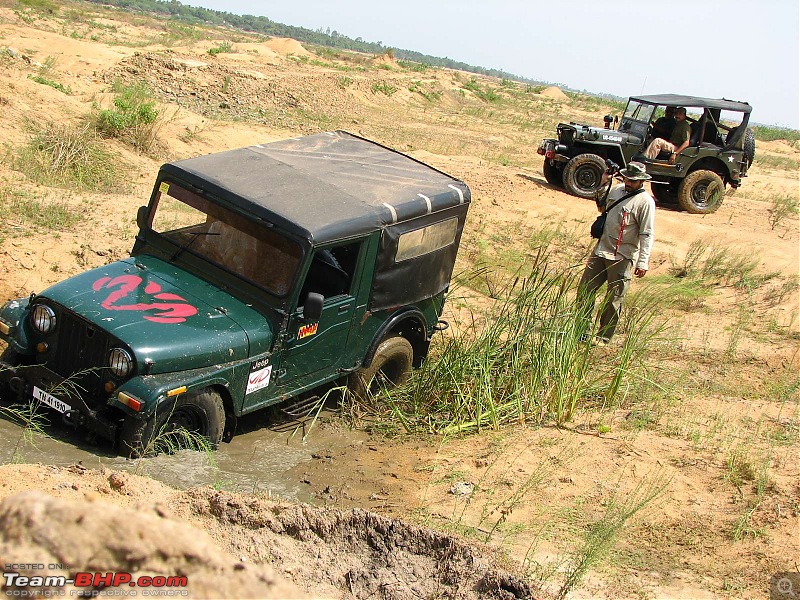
(303, 292), (324, 322)
(136, 206), (149, 229)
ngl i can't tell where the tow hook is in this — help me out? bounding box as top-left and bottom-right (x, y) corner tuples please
(9, 377), (25, 397)
(434, 319), (449, 331)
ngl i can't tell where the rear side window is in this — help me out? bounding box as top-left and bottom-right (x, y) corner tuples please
(396, 218), (458, 263)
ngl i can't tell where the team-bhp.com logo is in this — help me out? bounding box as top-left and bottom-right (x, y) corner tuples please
(3, 568), (188, 597)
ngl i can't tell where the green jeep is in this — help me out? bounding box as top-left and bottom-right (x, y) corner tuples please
(0, 131), (471, 455)
(538, 94), (755, 213)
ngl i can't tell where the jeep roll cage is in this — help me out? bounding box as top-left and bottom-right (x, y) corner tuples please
(625, 94), (752, 149)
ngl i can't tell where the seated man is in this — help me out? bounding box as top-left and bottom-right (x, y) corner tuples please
(645, 107), (691, 164)
(651, 106), (677, 141)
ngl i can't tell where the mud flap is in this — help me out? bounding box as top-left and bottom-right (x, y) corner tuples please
(223, 413), (237, 443)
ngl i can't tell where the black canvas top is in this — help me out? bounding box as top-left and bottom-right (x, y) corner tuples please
(630, 94), (751, 113)
(161, 131), (471, 244)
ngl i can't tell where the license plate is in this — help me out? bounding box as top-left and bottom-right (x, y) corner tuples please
(32, 386), (70, 414)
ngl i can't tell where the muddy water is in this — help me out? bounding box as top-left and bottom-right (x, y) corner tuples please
(0, 407), (370, 502)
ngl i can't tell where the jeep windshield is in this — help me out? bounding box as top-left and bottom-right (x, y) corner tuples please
(622, 100), (656, 123)
(150, 180), (303, 297)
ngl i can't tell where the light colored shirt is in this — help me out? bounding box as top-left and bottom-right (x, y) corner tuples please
(594, 185), (656, 270)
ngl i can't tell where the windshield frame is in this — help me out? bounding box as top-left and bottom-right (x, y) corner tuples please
(146, 179), (305, 299)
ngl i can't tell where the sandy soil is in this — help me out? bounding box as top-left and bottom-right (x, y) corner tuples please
(0, 3), (798, 599)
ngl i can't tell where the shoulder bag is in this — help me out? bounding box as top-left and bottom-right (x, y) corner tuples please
(590, 188), (644, 239)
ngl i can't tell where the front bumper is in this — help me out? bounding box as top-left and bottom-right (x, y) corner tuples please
(0, 360), (120, 442)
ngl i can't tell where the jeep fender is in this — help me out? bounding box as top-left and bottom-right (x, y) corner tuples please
(686, 156), (729, 180)
(110, 367), (236, 420)
(363, 308), (429, 369)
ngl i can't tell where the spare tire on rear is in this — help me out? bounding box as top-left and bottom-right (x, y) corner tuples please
(743, 127), (756, 170)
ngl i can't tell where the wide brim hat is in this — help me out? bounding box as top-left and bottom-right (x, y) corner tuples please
(620, 161), (652, 181)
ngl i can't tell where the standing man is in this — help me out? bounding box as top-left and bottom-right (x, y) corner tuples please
(645, 106), (691, 163)
(578, 161), (656, 344)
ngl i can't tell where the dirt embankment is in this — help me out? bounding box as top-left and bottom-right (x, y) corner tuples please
(0, 465), (531, 599)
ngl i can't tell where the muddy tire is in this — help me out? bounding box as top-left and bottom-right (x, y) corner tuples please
(119, 388), (225, 457)
(743, 127), (756, 170)
(563, 154), (606, 199)
(542, 159), (564, 187)
(348, 336), (413, 402)
(678, 170), (725, 214)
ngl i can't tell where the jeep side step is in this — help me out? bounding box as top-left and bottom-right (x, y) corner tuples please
(280, 394), (324, 419)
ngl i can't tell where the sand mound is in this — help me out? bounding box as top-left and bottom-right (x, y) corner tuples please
(0, 466), (531, 599)
(0, 491), (303, 599)
(265, 37), (312, 57)
(540, 86), (569, 101)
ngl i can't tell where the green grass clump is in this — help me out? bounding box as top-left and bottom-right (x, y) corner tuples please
(94, 81), (160, 152)
(15, 120), (119, 191)
(372, 252), (667, 435)
(398, 59), (428, 72)
(28, 74), (71, 94)
(371, 81), (397, 96)
(768, 194), (799, 230)
(207, 41), (233, 56)
(462, 78), (500, 103)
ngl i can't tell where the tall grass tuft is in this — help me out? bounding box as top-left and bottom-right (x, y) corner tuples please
(380, 252), (667, 434)
(556, 473), (669, 599)
(15, 120), (119, 190)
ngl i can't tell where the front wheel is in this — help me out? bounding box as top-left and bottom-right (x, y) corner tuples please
(543, 159), (564, 187)
(348, 336), (413, 402)
(119, 388), (225, 457)
(563, 154), (606, 199)
(650, 182), (678, 205)
(678, 170), (725, 214)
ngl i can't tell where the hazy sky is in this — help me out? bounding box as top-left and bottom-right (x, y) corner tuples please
(190, 0), (799, 128)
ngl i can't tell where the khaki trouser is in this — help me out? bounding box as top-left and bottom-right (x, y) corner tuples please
(577, 255), (633, 341)
(645, 138), (675, 159)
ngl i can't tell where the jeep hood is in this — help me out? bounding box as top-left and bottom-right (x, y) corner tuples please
(35, 256), (272, 374)
(560, 122), (643, 145)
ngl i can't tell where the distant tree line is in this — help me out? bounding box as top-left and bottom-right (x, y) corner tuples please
(83, 0), (560, 88)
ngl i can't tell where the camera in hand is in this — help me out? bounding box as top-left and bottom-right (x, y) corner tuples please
(605, 159), (620, 174)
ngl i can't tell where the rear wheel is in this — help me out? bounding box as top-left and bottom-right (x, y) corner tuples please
(119, 388), (225, 457)
(678, 170), (725, 214)
(542, 159), (564, 187)
(563, 154), (606, 199)
(348, 336), (413, 402)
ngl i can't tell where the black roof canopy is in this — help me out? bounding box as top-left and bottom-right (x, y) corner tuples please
(161, 131), (471, 244)
(629, 94), (751, 113)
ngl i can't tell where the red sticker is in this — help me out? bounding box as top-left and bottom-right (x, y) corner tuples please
(298, 322), (318, 339)
(92, 275), (198, 324)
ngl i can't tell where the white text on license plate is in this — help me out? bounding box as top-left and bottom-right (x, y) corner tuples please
(32, 386), (70, 414)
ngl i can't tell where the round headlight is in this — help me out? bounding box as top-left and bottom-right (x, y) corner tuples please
(108, 348), (134, 378)
(30, 305), (57, 334)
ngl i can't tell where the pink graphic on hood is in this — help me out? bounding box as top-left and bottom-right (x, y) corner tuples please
(92, 275), (198, 324)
